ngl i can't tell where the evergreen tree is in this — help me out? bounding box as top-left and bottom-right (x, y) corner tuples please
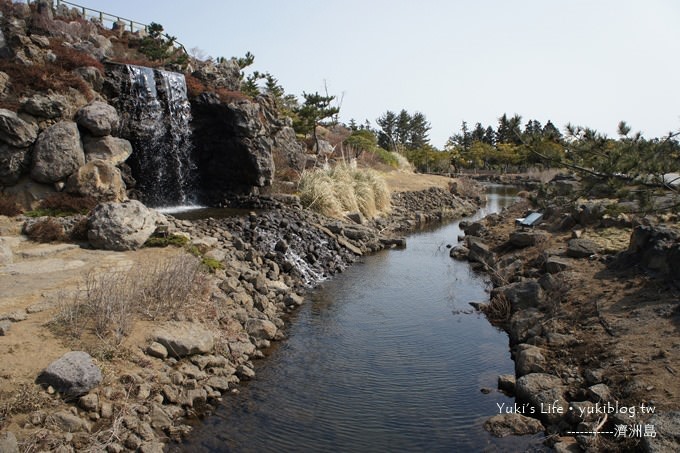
(293, 92), (340, 153)
(377, 110), (398, 150)
(408, 112), (431, 149)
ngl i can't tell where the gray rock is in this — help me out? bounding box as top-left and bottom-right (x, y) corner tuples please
(0, 144), (31, 185)
(515, 344), (547, 377)
(206, 376), (232, 391)
(87, 200), (165, 251)
(516, 373), (567, 424)
(152, 322), (214, 358)
(150, 404), (173, 430)
(75, 101), (119, 136)
(466, 236), (495, 267)
(449, 245), (469, 260)
(588, 383), (613, 403)
(0, 108), (38, 147)
(498, 374), (516, 394)
(20, 94), (69, 119)
(245, 318), (277, 340)
(0, 311), (27, 322)
(79, 393), (99, 412)
(509, 231), (549, 248)
(0, 320), (13, 336)
(642, 411), (680, 453)
(0, 431), (18, 453)
(146, 341), (168, 359)
(48, 410), (92, 432)
(65, 160), (127, 202)
(236, 364), (255, 381)
(229, 340), (256, 358)
(37, 351), (102, 397)
(82, 135), (132, 165)
(74, 66), (104, 91)
(566, 238), (601, 258)
(30, 121), (85, 183)
(545, 256), (571, 274)
(492, 280), (544, 310)
(484, 413), (544, 437)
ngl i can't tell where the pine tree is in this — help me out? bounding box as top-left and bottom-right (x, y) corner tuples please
(293, 92), (340, 153)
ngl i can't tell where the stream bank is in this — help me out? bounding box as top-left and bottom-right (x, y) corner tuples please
(0, 182), (480, 452)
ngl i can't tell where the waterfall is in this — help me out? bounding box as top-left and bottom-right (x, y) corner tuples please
(116, 64), (196, 207)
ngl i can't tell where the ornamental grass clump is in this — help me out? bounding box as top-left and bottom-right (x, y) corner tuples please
(299, 164), (391, 220)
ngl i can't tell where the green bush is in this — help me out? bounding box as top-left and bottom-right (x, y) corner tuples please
(144, 234), (190, 248)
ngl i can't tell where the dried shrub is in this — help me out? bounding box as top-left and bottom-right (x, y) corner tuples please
(184, 73), (207, 98)
(215, 88), (251, 104)
(0, 194), (22, 216)
(49, 39), (105, 72)
(39, 193), (98, 214)
(25, 218), (67, 243)
(0, 59), (93, 103)
(53, 254), (207, 343)
(483, 293), (512, 323)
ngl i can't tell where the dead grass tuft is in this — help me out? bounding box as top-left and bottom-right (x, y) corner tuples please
(483, 293), (512, 323)
(299, 164), (391, 219)
(25, 218), (67, 243)
(0, 193), (22, 216)
(53, 254), (207, 344)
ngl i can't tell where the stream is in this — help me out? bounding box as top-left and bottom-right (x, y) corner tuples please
(176, 184), (546, 452)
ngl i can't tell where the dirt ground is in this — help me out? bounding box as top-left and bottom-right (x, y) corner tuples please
(479, 200), (680, 426)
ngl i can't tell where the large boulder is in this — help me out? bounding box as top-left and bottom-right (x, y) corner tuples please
(65, 160), (127, 202)
(75, 101), (119, 136)
(30, 121), (85, 183)
(82, 135), (132, 165)
(87, 200), (165, 250)
(36, 351), (102, 397)
(0, 144), (31, 185)
(0, 108), (38, 147)
(152, 322), (214, 358)
(1, 176), (55, 209)
(20, 93), (69, 119)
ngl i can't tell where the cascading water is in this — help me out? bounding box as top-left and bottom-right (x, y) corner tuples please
(116, 64), (196, 207)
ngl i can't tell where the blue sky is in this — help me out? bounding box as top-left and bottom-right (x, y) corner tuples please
(80, 0), (680, 147)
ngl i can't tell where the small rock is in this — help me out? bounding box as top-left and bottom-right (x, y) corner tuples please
(545, 256), (571, 274)
(566, 238), (601, 258)
(79, 393), (99, 412)
(47, 411), (91, 433)
(245, 318), (277, 340)
(150, 404), (173, 430)
(0, 320), (11, 336)
(484, 413), (544, 437)
(152, 322), (214, 358)
(236, 365), (255, 381)
(588, 383), (613, 403)
(498, 374), (516, 394)
(515, 344), (547, 377)
(146, 342), (168, 359)
(37, 351), (102, 397)
(0, 311), (28, 322)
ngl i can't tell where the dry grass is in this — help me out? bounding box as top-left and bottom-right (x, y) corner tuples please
(483, 293), (512, 323)
(0, 194), (22, 216)
(24, 218), (67, 243)
(298, 164), (391, 219)
(53, 254), (207, 344)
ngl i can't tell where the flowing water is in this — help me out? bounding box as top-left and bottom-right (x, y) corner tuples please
(117, 65), (195, 207)
(178, 185), (546, 452)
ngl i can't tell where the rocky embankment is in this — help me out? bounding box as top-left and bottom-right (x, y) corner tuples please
(0, 184), (477, 452)
(451, 181), (680, 452)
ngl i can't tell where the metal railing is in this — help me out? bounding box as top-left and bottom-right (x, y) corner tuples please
(27, 0), (187, 53)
